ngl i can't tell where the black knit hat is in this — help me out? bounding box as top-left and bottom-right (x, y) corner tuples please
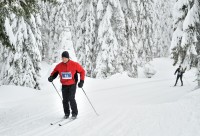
(61, 51), (69, 58)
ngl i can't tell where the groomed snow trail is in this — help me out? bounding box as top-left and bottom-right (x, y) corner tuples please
(0, 58), (200, 136)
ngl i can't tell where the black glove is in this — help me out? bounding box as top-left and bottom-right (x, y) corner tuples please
(78, 80), (84, 88)
(48, 76), (54, 82)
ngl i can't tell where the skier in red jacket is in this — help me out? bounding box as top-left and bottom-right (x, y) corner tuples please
(48, 51), (85, 119)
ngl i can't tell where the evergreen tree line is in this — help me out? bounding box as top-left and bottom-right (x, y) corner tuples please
(0, 0), (199, 89)
(66, 0), (174, 78)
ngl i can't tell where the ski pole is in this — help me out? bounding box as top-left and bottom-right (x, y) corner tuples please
(52, 82), (63, 101)
(81, 88), (99, 116)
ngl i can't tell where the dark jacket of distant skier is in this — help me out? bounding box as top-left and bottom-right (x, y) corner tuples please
(174, 65), (186, 86)
(48, 51), (85, 119)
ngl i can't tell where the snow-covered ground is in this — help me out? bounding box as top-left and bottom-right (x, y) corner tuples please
(0, 58), (200, 136)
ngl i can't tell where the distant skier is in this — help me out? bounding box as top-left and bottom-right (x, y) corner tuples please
(174, 65), (186, 86)
(48, 51), (85, 119)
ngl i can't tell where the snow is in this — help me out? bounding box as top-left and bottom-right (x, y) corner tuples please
(183, 5), (195, 31)
(57, 0), (64, 3)
(97, 0), (103, 19)
(0, 58), (199, 136)
(170, 22), (183, 50)
(4, 17), (16, 47)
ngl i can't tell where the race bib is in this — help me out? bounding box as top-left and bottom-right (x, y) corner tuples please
(61, 72), (72, 79)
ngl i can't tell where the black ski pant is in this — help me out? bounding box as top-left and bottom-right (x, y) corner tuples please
(61, 84), (78, 116)
(175, 75), (183, 86)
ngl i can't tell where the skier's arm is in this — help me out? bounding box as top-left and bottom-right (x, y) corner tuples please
(75, 62), (85, 88)
(74, 71), (78, 84)
(76, 63), (85, 81)
(174, 68), (179, 75)
(51, 71), (59, 79)
(50, 65), (59, 80)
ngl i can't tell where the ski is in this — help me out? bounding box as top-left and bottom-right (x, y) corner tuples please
(50, 118), (66, 125)
(58, 118), (76, 126)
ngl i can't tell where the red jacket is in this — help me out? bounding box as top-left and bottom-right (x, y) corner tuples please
(51, 60), (85, 85)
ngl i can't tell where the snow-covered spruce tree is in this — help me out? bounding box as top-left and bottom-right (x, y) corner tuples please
(95, 1), (121, 78)
(194, 1), (200, 86)
(70, 0), (97, 77)
(116, 0), (138, 77)
(171, 0), (199, 67)
(119, 0), (154, 77)
(134, 0), (154, 66)
(118, 0), (154, 67)
(0, 1), (42, 89)
(123, 0), (143, 77)
(83, 1), (97, 77)
(152, 0), (175, 57)
(181, 0), (200, 68)
(40, 0), (69, 64)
